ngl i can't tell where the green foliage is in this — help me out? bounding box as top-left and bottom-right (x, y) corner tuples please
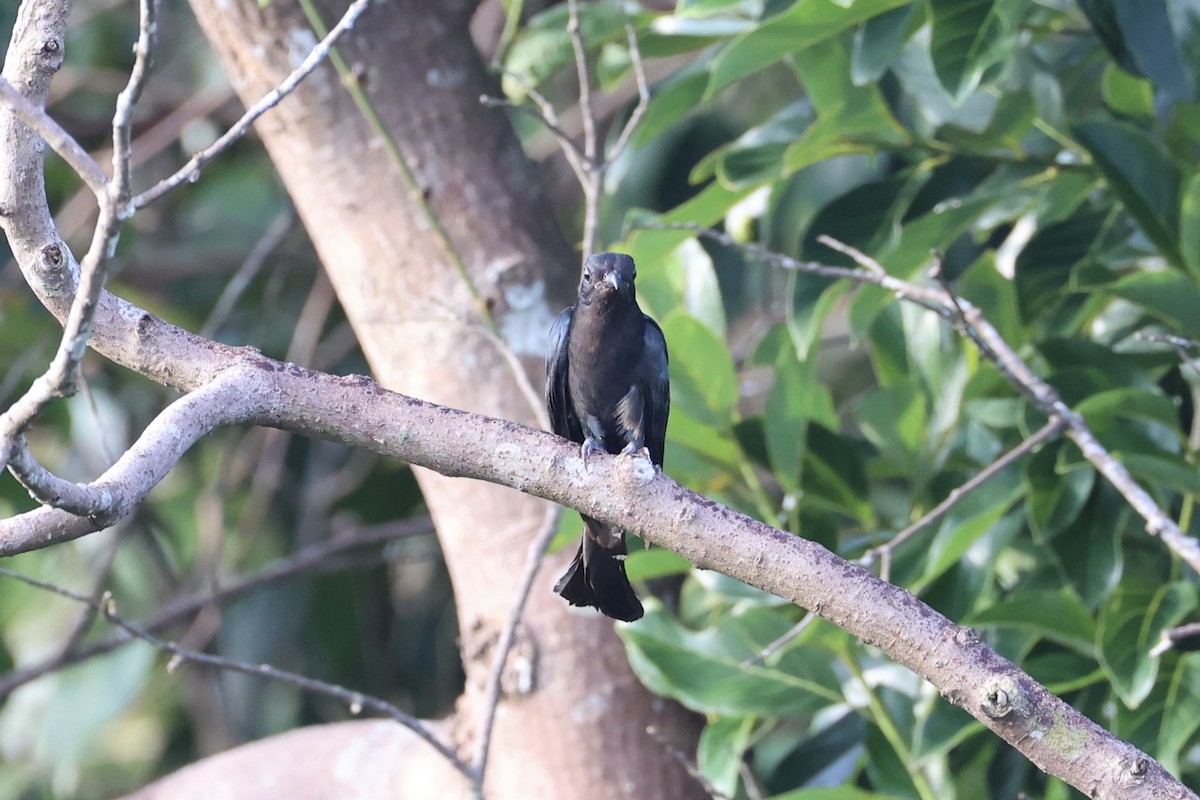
(7, 0), (1200, 797)
(504, 0), (1200, 796)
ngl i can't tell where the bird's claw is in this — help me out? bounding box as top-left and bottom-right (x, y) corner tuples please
(580, 437), (604, 473)
(620, 443), (654, 464)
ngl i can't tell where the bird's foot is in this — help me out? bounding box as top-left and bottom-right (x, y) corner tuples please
(620, 442), (654, 464)
(580, 437), (604, 473)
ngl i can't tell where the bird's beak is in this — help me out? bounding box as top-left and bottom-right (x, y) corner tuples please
(604, 271), (624, 292)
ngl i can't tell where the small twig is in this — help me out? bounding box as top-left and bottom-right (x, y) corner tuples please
(0, 76), (108, 195)
(0, 0), (160, 475)
(567, 0), (597, 174)
(1134, 332), (1200, 350)
(742, 611), (816, 667)
(639, 222), (1200, 575)
(473, 506), (560, 791)
(604, 16), (650, 166)
(111, 0), (159, 202)
(476, 323), (551, 431)
(646, 725), (735, 800)
(863, 418), (1066, 581)
(0, 517), (432, 700)
(1149, 622), (1200, 657)
(0, 565), (472, 778)
(132, 0), (374, 209)
(201, 207), (295, 338)
(480, 70), (588, 185)
(566, 0), (602, 259)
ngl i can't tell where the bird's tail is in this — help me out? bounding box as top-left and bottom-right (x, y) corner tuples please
(554, 516), (644, 622)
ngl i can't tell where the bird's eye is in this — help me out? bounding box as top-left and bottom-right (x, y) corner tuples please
(582, 271), (591, 282)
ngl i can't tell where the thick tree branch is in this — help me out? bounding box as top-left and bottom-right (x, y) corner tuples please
(0, 269), (1188, 796)
(2, 2), (1194, 797)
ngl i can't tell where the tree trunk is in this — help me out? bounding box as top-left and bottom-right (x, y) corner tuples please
(178, 0), (704, 797)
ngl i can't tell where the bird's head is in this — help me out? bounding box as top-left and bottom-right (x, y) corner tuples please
(578, 252), (637, 306)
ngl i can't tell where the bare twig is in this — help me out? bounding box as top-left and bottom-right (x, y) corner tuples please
(473, 506), (560, 790)
(201, 207), (295, 338)
(641, 222), (1200, 575)
(0, 75), (108, 195)
(489, 1), (649, 260)
(0, 517), (431, 700)
(863, 418), (1067, 581)
(131, 0), (374, 209)
(0, 0), (160, 474)
(647, 725), (734, 800)
(0, 565), (471, 778)
(1150, 622), (1200, 657)
(111, 0), (158, 201)
(742, 611), (816, 667)
(605, 16), (651, 166)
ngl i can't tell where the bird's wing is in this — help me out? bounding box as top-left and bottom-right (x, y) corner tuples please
(640, 315), (670, 467)
(546, 307), (582, 442)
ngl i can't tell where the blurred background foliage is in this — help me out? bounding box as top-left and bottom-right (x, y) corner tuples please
(3, 0), (1200, 798)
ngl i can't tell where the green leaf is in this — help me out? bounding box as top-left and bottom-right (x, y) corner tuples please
(855, 380), (926, 471)
(1101, 63), (1154, 118)
(1084, 0), (1195, 102)
(632, 65), (710, 146)
(919, 481), (1021, 588)
(783, 37), (911, 174)
(1159, 655), (1200, 774)
(1049, 484), (1125, 608)
(1104, 270), (1200, 338)
(1023, 443), (1095, 540)
(927, 0), (1029, 101)
(624, 182), (757, 266)
(1098, 580), (1198, 708)
(851, 5), (917, 85)
(620, 605), (843, 716)
(705, 0), (911, 97)
(638, 238), (728, 337)
(764, 340), (836, 491)
(969, 589), (1097, 653)
(501, 3), (630, 97)
(698, 716), (756, 798)
(625, 547), (693, 581)
(661, 312), (739, 427)
(1181, 173), (1200, 276)
(1074, 120), (1184, 267)
(787, 271), (848, 360)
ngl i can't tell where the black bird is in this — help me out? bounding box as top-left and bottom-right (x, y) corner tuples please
(546, 252), (669, 622)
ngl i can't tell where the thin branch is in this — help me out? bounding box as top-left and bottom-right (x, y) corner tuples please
(646, 725), (734, 800)
(0, 0), (159, 477)
(863, 418), (1067, 581)
(0, 75), (109, 195)
(131, 0), (374, 209)
(642, 222), (1200, 576)
(111, 0), (159, 202)
(1150, 622), (1200, 657)
(604, 16), (651, 166)
(473, 506), (560, 790)
(200, 207), (295, 338)
(0, 517), (432, 700)
(0, 565), (471, 778)
(480, 70), (589, 185)
(742, 611), (816, 668)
